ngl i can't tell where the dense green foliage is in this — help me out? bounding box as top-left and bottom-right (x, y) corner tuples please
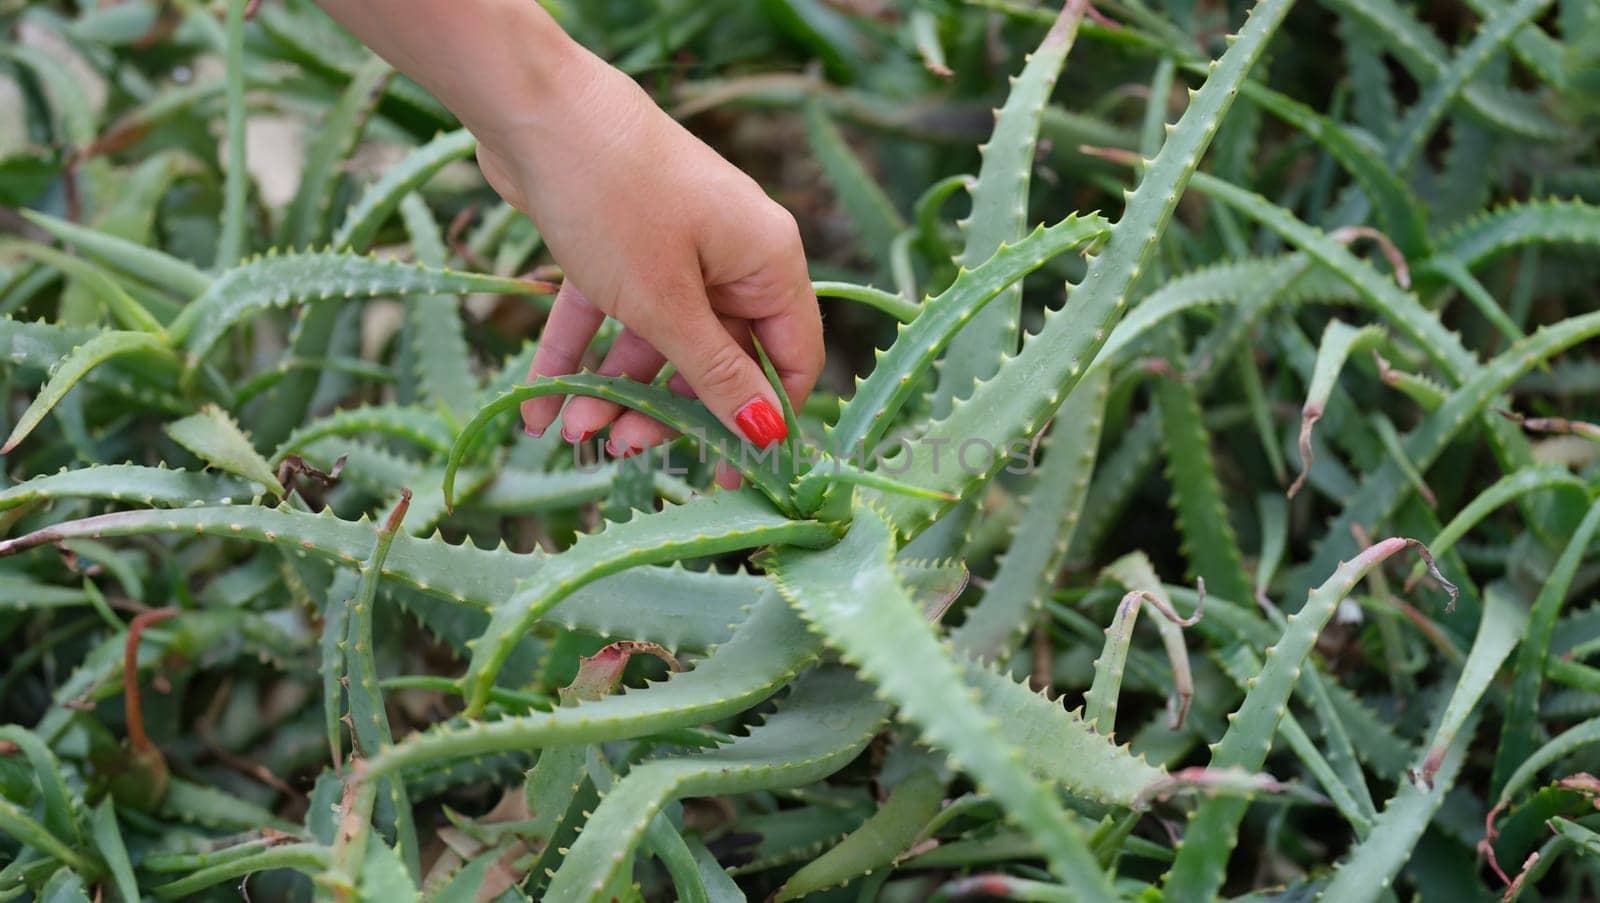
(1, 0), (1598, 900)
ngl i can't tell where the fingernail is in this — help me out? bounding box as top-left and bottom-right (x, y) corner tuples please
(561, 427), (596, 444)
(606, 439), (640, 459)
(735, 398), (787, 449)
(524, 424), (544, 438)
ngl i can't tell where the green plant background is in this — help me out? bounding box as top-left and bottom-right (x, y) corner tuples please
(0, 0), (1597, 900)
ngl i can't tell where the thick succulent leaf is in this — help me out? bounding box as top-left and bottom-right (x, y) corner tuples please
(771, 503), (1117, 897)
(1493, 500), (1600, 793)
(1433, 199), (1600, 269)
(1, 330), (170, 453)
(281, 58), (393, 249)
(398, 192), (479, 420)
(168, 250), (548, 365)
(19, 210), (211, 299)
(1320, 585), (1525, 902)
(934, 0), (1090, 414)
(332, 129), (478, 252)
(459, 491), (839, 715)
(341, 493), (420, 877)
(542, 665), (886, 900)
(1163, 539), (1456, 900)
(949, 363), (1108, 660)
(825, 214), (1109, 457)
(1386, 0), (1556, 173)
(773, 768), (944, 902)
(803, 100), (905, 267)
(876, 0), (1299, 534)
(370, 586), (817, 777)
(271, 403), (455, 462)
(1297, 310), (1600, 603)
(1320, 0), (1568, 141)
(450, 374), (795, 512)
(0, 504), (760, 652)
(165, 405), (286, 496)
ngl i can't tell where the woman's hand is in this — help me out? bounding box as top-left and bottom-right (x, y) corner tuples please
(476, 59), (821, 459)
(312, 0), (821, 466)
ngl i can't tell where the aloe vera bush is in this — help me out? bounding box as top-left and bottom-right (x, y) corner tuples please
(1, 0), (1598, 899)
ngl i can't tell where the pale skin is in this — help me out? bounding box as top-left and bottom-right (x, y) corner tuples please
(313, 0), (821, 478)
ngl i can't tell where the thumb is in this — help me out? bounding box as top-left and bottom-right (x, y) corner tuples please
(636, 298), (787, 451)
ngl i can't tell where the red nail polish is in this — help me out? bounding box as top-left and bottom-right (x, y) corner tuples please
(735, 398), (787, 449)
(562, 427), (596, 444)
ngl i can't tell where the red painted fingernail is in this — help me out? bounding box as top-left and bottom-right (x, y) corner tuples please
(735, 398), (787, 449)
(606, 439), (642, 459)
(562, 427), (596, 444)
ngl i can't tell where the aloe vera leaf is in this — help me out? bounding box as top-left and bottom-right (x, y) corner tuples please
(826, 214), (1109, 458)
(541, 665), (886, 901)
(912, 173), (975, 266)
(147, 844), (330, 899)
(17, 210), (211, 299)
(0, 505), (761, 652)
(1094, 553), (1202, 735)
(1154, 360), (1255, 609)
(0, 726), (79, 848)
(470, 466), (620, 513)
(771, 504), (1116, 898)
(1192, 173), (1568, 544)
(0, 43), (94, 148)
(1, 241), (166, 335)
(164, 405), (286, 496)
(281, 57), (393, 249)
(965, 660), (1166, 804)
(1162, 539), (1456, 900)
(460, 492), (837, 715)
(804, 100), (906, 267)
(1492, 499), (1600, 794)
(167, 250), (545, 365)
(371, 587), (815, 776)
(934, 1), (1089, 415)
(1459, 0), (1567, 88)
(1296, 310), (1600, 605)
(1214, 646), (1373, 834)
(0, 797), (95, 876)
(214, 0), (248, 268)
(449, 375), (794, 512)
(0, 331), (170, 454)
(398, 193), (479, 421)
(341, 493), (419, 877)
(1426, 256), (1527, 348)
(88, 800), (137, 903)
(322, 570), (356, 769)
(271, 403), (455, 462)
(1319, 0), (1568, 142)
(1287, 321), (1389, 498)
(950, 363), (1109, 660)
(1403, 465), (1588, 588)
(1321, 586), (1524, 901)
(1386, 0), (1557, 173)
(878, 0), (1299, 533)
(773, 768), (944, 902)
(1498, 716), (1600, 805)
(1433, 198), (1600, 270)
(812, 282), (920, 323)
(332, 129), (479, 252)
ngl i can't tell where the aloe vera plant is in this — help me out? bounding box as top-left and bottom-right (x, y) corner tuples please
(2, 0), (1598, 900)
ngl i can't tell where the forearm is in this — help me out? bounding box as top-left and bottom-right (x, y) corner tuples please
(311, 0), (605, 145)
